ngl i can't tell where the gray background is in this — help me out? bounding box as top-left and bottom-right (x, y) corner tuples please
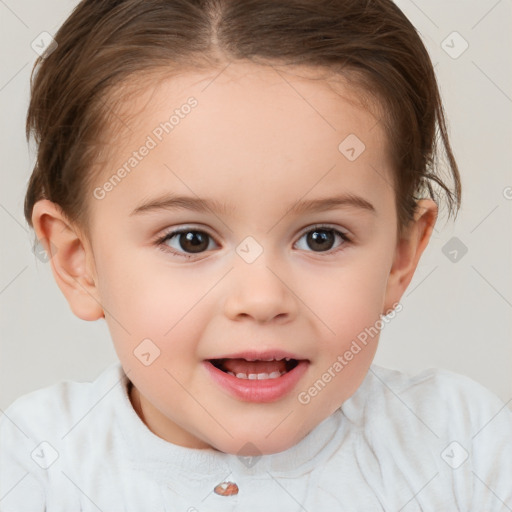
(1, 0), (511, 410)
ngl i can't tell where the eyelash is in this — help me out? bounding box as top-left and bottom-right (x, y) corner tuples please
(154, 224), (352, 260)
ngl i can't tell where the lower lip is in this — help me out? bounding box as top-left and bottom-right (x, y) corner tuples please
(203, 360), (310, 403)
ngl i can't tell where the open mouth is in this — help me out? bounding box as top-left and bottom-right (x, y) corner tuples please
(208, 357), (300, 380)
(204, 355), (310, 402)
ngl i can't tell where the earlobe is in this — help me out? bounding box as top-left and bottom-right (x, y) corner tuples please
(31, 199), (104, 321)
(383, 199), (438, 313)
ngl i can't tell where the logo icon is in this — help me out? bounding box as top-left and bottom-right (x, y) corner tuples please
(441, 32), (469, 59)
(236, 236), (263, 264)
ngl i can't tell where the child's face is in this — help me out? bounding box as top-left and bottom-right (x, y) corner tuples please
(39, 62), (436, 455)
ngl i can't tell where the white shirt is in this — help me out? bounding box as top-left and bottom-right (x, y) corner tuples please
(1, 362), (511, 511)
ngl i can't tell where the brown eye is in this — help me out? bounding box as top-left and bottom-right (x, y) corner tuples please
(307, 229), (336, 251)
(177, 231), (209, 253)
(295, 226), (349, 253)
(159, 229), (215, 256)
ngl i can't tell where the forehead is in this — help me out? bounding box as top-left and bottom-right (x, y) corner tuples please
(92, 62), (395, 223)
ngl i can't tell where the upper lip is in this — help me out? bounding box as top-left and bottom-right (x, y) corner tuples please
(207, 350), (308, 362)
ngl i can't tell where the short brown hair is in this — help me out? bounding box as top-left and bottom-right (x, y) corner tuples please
(24, 0), (461, 239)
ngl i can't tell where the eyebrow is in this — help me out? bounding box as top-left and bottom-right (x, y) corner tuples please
(130, 193), (376, 217)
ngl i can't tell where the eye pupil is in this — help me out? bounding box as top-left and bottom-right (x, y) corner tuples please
(180, 231), (208, 253)
(164, 227), (344, 257)
(308, 230), (335, 251)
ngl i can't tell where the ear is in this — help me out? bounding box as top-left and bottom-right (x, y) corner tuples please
(31, 199), (104, 321)
(383, 199), (438, 314)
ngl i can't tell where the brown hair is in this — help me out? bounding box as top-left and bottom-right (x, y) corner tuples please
(24, 0), (461, 240)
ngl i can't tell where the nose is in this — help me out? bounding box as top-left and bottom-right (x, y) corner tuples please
(223, 254), (298, 324)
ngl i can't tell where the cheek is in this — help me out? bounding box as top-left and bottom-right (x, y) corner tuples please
(96, 243), (196, 322)
(309, 255), (391, 330)
(298, 243), (394, 370)
(95, 250), (214, 364)
(297, 260), (390, 407)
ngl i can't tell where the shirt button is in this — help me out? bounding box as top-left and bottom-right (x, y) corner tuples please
(214, 481), (239, 496)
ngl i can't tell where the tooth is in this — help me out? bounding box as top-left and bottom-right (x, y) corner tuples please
(232, 371), (285, 380)
(232, 369), (289, 379)
(285, 357), (290, 361)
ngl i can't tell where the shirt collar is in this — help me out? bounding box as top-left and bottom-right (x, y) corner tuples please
(110, 362), (372, 484)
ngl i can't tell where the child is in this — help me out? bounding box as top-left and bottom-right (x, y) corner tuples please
(1, 0), (511, 509)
